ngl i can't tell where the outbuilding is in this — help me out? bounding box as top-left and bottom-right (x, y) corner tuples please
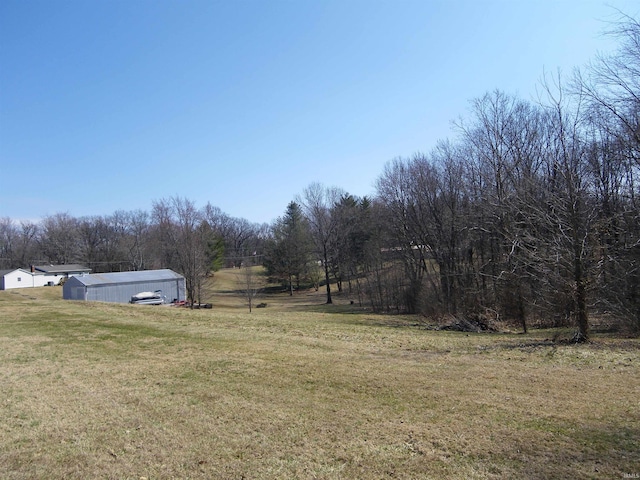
(0, 264), (93, 290)
(63, 269), (186, 304)
(0, 268), (36, 290)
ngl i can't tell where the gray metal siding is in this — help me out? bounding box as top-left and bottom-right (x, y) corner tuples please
(73, 286), (87, 300)
(86, 279), (184, 303)
(62, 270), (186, 304)
(63, 277), (86, 300)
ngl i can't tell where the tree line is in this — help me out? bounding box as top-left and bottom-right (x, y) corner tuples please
(264, 14), (640, 340)
(2, 13), (639, 339)
(0, 200), (269, 306)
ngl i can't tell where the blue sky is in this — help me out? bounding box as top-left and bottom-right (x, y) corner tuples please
(1, 0), (638, 225)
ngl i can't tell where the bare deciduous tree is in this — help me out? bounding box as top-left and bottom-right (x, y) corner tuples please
(152, 197), (210, 307)
(39, 213), (80, 264)
(238, 256), (264, 312)
(297, 183), (344, 304)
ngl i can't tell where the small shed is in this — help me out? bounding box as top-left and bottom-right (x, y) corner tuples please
(0, 268), (36, 290)
(63, 269), (186, 304)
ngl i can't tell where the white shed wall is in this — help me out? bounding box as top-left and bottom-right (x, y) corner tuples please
(1, 270), (35, 289)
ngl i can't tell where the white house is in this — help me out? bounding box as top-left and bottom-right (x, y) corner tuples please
(0, 268), (37, 290)
(32, 264), (91, 286)
(0, 264), (92, 290)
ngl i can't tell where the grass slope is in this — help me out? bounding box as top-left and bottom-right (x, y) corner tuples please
(1, 277), (639, 479)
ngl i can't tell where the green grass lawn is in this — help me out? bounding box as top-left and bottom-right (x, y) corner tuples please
(1, 280), (639, 479)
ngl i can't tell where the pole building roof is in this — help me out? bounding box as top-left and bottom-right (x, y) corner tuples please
(69, 269), (184, 286)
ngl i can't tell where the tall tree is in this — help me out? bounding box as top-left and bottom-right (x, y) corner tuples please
(202, 203), (264, 268)
(39, 213), (80, 264)
(575, 12), (640, 160)
(15, 221), (40, 269)
(297, 183), (344, 304)
(376, 157), (429, 313)
(537, 74), (596, 341)
(0, 217), (17, 269)
(152, 197), (211, 307)
(264, 201), (313, 295)
(77, 215), (127, 273)
(574, 12), (640, 332)
(331, 195), (376, 296)
(459, 91), (547, 331)
(120, 209), (151, 271)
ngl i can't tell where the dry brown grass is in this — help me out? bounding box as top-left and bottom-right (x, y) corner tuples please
(1, 275), (639, 479)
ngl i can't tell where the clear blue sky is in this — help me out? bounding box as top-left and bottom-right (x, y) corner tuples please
(1, 0), (638, 225)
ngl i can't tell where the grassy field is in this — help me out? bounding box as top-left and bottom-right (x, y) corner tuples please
(1, 270), (639, 479)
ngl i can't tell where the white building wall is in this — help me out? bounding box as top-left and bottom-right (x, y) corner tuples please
(32, 274), (66, 287)
(1, 270), (68, 290)
(1, 270), (36, 289)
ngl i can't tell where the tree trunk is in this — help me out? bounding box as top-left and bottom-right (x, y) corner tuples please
(517, 284), (527, 334)
(324, 262), (333, 304)
(574, 277), (590, 342)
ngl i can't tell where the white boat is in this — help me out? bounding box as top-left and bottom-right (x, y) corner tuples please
(130, 290), (166, 305)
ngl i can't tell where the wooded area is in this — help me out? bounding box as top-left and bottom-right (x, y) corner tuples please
(2, 14), (639, 340)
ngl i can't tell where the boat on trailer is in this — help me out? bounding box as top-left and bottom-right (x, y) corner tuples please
(130, 290), (166, 305)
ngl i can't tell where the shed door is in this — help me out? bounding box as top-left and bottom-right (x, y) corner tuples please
(73, 286), (86, 300)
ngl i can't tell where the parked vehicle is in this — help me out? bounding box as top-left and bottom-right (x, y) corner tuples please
(130, 290), (166, 305)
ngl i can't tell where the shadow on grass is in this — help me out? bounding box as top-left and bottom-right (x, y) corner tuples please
(289, 302), (372, 315)
(510, 422), (640, 479)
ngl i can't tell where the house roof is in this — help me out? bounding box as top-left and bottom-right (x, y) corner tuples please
(68, 269), (184, 287)
(0, 268), (33, 276)
(33, 264), (91, 274)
